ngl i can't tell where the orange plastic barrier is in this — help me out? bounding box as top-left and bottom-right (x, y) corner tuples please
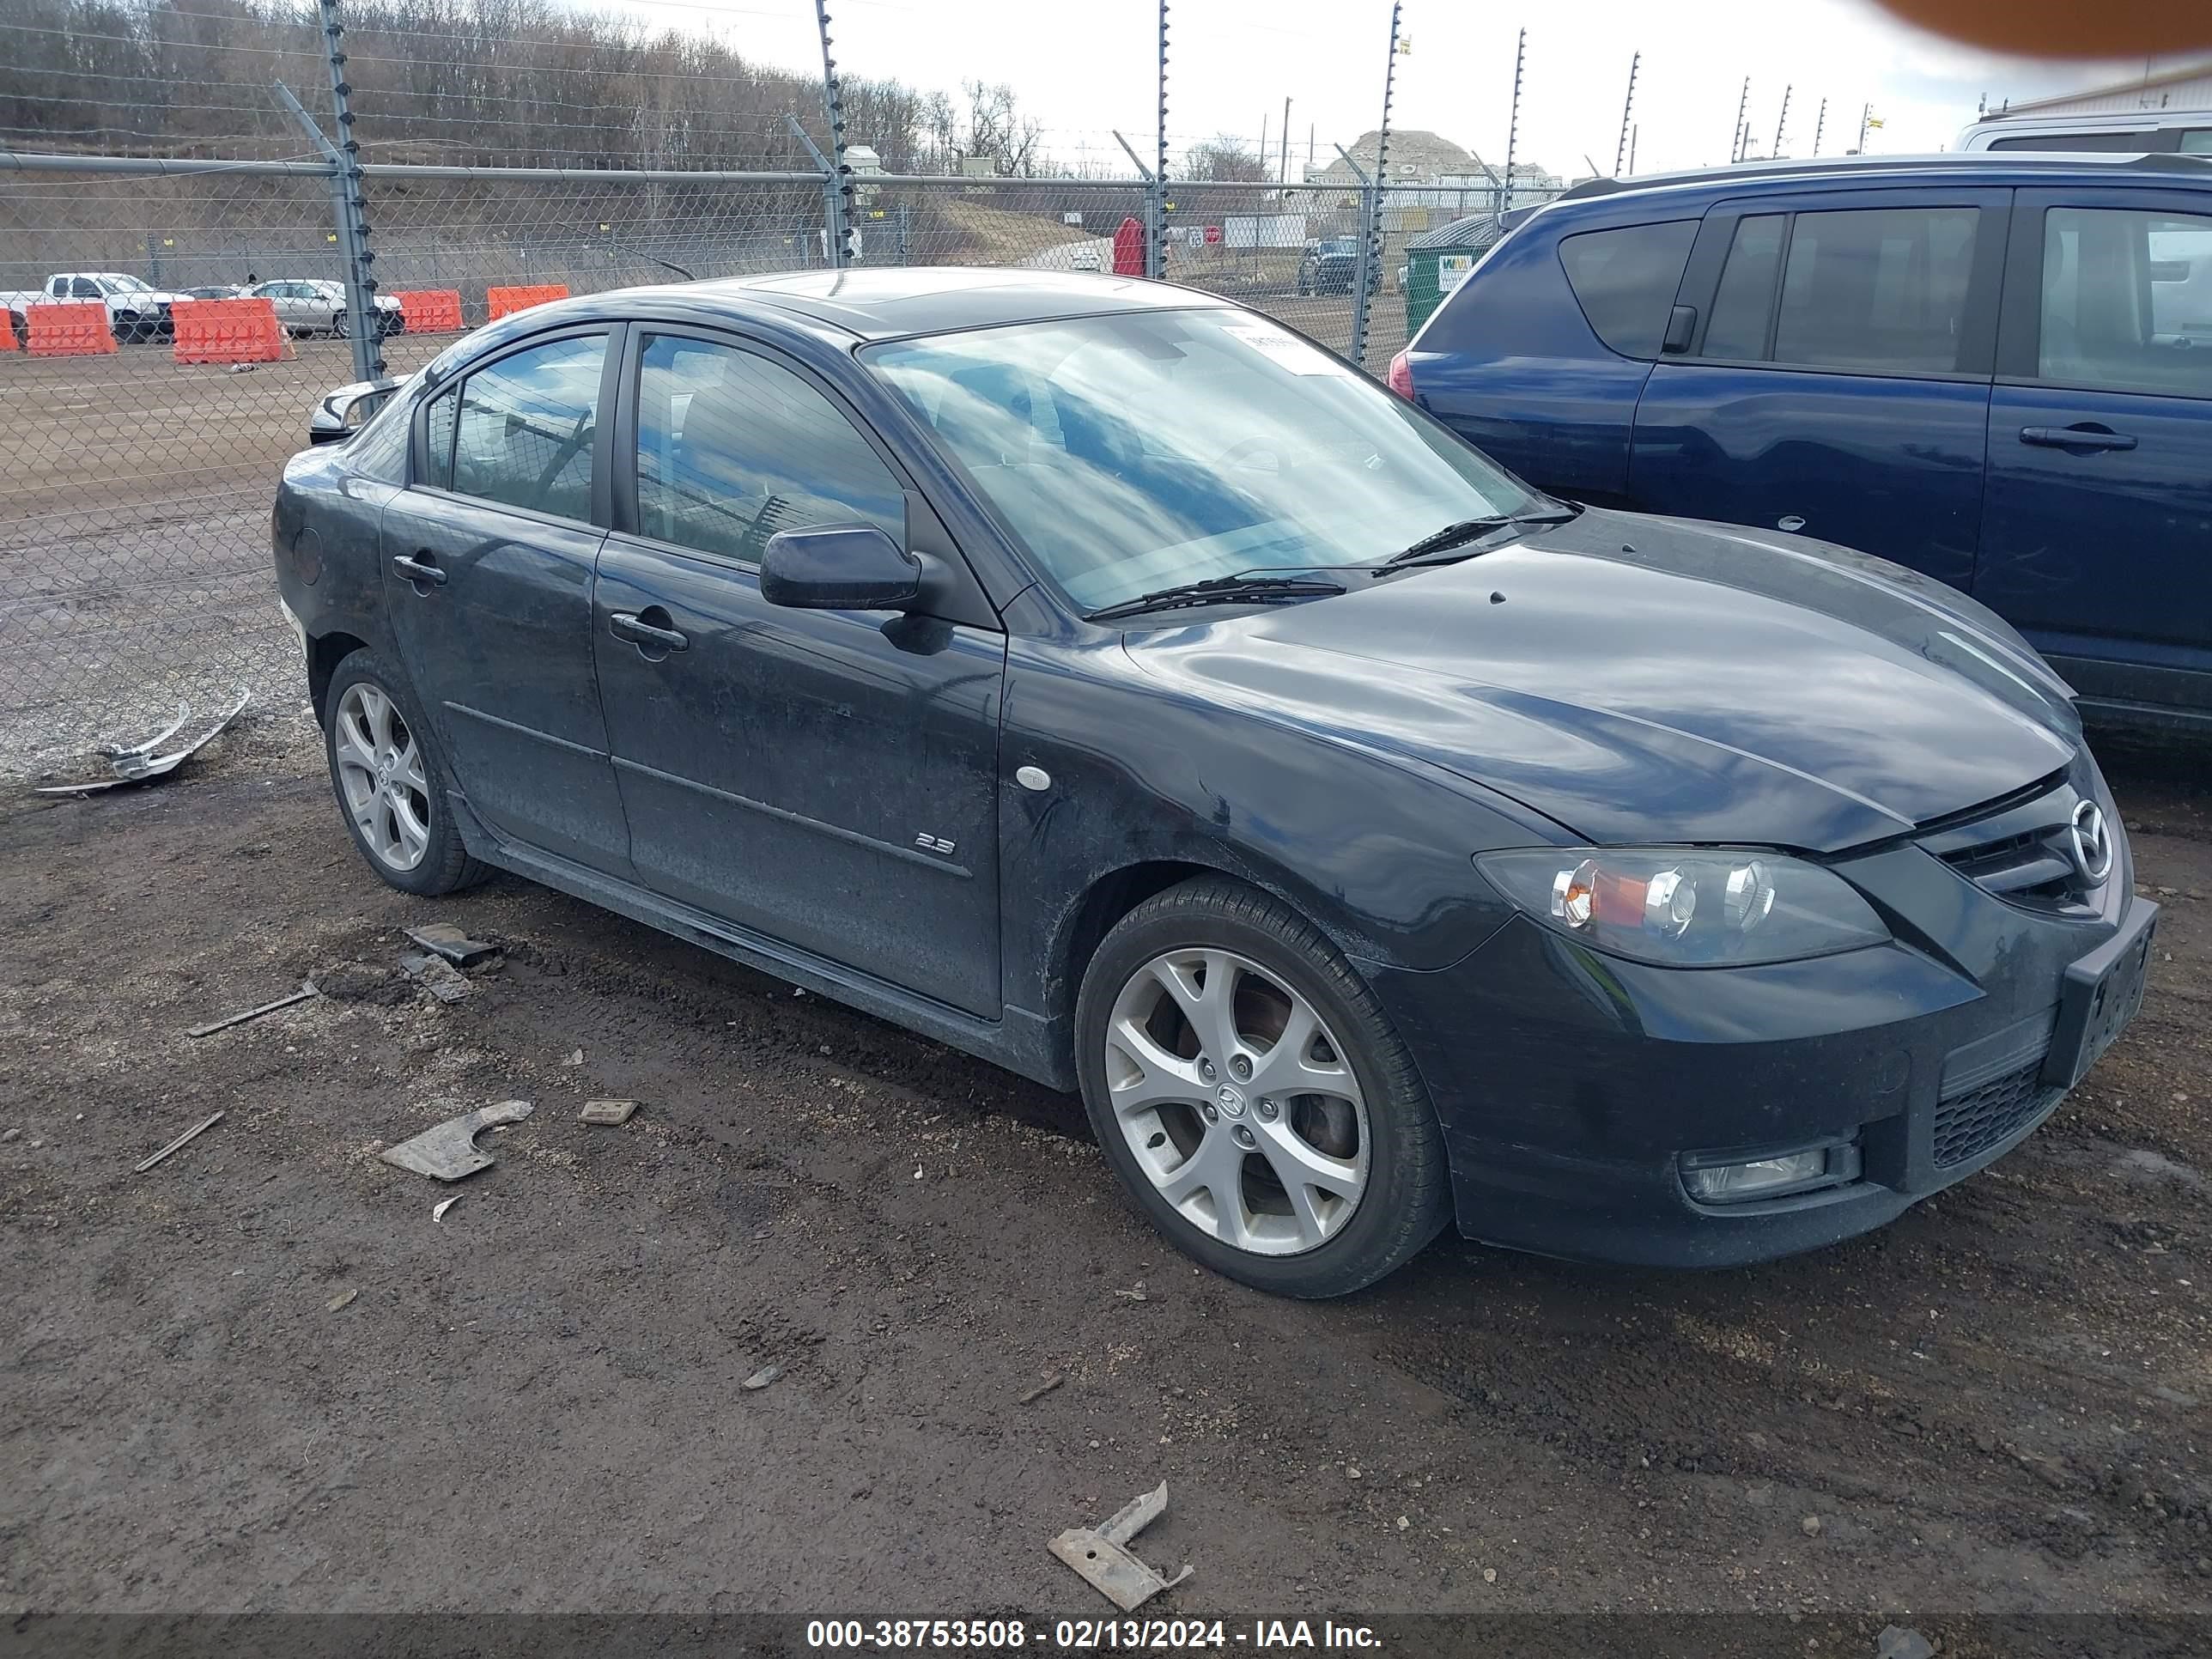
(486, 283), (569, 321)
(0, 309), (18, 351)
(392, 288), (465, 334)
(27, 301), (118, 357)
(170, 296), (289, 364)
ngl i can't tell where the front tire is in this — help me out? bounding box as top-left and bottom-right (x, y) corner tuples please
(322, 650), (488, 896)
(331, 309), (349, 339)
(1074, 877), (1450, 1297)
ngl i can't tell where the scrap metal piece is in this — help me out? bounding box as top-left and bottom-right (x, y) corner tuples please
(100, 701), (190, 765)
(432, 1195), (460, 1222)
(403, 924), (501, 970)
(580, 1099), (637, 1125)
(136, 1109), (226, 1174)
(380, 1100), (533, 1182)
(1049, 1483), (1193, 1612)
(398, 952), (471, 1004)
(187, 980), (318, 1039)
(34, 687), (250, 795)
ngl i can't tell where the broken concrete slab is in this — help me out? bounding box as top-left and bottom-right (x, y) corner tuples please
(398, 953), (471, 1004)
(580, 1099), (637, 1126)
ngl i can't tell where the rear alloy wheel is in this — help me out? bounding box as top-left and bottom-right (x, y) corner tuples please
(323, 651), (487, 896)
(331, 309), (349, 338)
(1076, 878), (1449, 1297)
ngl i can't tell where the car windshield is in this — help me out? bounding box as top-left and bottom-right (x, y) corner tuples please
(865, 308), (1540, 612)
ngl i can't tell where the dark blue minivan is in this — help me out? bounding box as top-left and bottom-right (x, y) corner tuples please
(1393, 153), (2212, 731)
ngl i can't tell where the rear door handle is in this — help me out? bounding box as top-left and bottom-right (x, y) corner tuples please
(2020, 425), (2136, 452)
(391, 552), (447, 586)
(609, 611), (689, 653)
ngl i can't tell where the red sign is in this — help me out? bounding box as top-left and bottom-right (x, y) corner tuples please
(1203, 224), (1222, 245)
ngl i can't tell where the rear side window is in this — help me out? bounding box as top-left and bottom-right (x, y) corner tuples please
(1700, 207), (1980, 374)
(2039, 205), (2212, 397)
(1557, 221), (1696, 356)
(450, 334), (606, 520)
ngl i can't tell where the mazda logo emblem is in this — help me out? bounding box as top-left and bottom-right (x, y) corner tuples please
(2069, 800), (2113, 885)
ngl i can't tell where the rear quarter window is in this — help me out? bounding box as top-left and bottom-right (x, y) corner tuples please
(1557, 221), (1698, 357)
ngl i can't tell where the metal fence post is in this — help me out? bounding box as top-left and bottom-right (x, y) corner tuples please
(273, 81), (377, 380)
(815, 0), (854, 267)
(1349, 2), (1401, 372)
(314, 0), (382, 380)
(1152, 0), (1170, 280)
(784, 114), (841, 269)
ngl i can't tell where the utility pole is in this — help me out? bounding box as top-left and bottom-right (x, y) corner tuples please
(814, 0), (854, 268)
(1773, 83), (1790, 158)
(1350, 1), (1402, 373)
(1258, 110), (1268, 176)
(1813, 97), (1826, 156)
(1857, 100), (1872, 152)
(1307, 123), (1315, 173)
(1732, 76), (1750, 163)
(1153, 0), (1169, 278)
(1279, 94), (1291, 185)
(1613, 50), (1639, 177)
(1628, 123), (1638, 173)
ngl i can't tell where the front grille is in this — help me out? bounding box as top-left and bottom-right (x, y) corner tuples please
(1932, 1057), (2061, 1166)
(1918, 775), (2103, 917)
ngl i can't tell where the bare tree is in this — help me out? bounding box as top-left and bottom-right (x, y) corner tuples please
(1182, 134), (1269, 183)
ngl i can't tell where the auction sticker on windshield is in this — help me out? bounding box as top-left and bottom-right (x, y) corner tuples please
(1222, 321), (1353, 375)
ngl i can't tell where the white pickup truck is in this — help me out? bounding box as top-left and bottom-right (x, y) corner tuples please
(2, 272), (191, 344)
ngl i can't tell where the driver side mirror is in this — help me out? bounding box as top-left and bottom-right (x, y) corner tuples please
(760, 524), (922, 611)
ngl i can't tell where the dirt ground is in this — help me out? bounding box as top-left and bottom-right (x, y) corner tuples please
(2, 724), (2208, 1641)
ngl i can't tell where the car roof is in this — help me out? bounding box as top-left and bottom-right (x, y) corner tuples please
(579, 267), (1231, 342)
(1532, 150), (2211, 220)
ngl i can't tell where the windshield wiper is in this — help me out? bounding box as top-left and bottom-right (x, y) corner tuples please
(1377, 506), (1583, 570)
(1086, 572), (1346, 622)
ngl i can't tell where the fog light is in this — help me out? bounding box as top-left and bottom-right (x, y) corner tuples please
(1682, 1142), (1857, 1204)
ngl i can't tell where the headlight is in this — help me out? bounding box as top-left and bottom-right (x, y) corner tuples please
(1474, 848), (1889, 967)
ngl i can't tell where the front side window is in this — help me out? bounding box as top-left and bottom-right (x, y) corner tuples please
(635, 334), (904, 562)
(1771, 207), (1980, 374)
(867, 307), (1541, 613)
(1557, 220), (1697, 357)
(449, 334), (605, 520)
(2039, 205), (2212, 397)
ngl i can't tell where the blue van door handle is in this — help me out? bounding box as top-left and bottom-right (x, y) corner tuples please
(2021, 425), (2136, 453)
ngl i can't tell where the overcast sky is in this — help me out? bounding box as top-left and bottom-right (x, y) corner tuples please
(629, 0), (2179, 176)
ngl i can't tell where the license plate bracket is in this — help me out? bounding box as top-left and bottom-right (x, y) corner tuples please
(2043, 899), (2159, 1089)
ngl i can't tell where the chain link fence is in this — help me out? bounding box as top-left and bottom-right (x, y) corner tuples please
(0, 140), (1555, 781)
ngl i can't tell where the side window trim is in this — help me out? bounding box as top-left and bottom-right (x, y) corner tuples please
(406, 322), (622, 531)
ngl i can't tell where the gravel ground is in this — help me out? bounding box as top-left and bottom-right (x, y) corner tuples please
(2, 729), (2207, 1641)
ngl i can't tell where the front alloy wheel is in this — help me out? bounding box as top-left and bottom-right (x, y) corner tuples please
(1104, 948), (1369, 1255)
(333, 682), (430, 872)
(1075, 877), (1449, 1297)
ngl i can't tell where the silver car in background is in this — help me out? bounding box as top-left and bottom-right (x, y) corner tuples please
(241, 279), (404, 339)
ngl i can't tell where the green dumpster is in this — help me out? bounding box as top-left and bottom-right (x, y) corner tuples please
(1403, 214), (1504, 337)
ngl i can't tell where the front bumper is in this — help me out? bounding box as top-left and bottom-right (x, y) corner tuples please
(1368, 791), (2154, 1268)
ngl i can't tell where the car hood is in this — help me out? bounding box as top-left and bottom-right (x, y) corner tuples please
(1121, 507), (2082, 853)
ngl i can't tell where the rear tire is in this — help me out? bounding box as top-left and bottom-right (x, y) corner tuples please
(332, 310), (349, 339)
(1074, 876), (1450, 1297)
(322, 649), (489, 897)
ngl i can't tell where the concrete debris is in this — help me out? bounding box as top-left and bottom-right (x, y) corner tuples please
(135, 1110), (225, 1174)
(398, 952), (471, 1004)
(380, 1100), (534, 1182)
(561, 1048), (585, 1066)
(1876, 1627), (1936, 1659)
(580, 1099), (637, 1125)
(742, 1364), (782, 1391)
(187, 980), (318, 1039)
(1049, 1482), (1194, 1612)
(326, 1288), (359, 1312)
(403, 923), (501, 970)
(34, 687), (250, 795)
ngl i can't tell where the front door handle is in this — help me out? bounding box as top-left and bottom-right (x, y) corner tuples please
(391, 552), (447, 587)
(2021, 424), (2137, 453)
(609, 611), (689, 653)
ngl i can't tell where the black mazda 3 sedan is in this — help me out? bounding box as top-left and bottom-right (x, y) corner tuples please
(273, 268), (2156, 1297)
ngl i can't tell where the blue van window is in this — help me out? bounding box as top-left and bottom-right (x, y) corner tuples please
(1557, 221), (1697, 357)
(1772, 207), (1980, 374)
(1703, 216), (1787, 360)
(2041, 206), (2212, 397)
